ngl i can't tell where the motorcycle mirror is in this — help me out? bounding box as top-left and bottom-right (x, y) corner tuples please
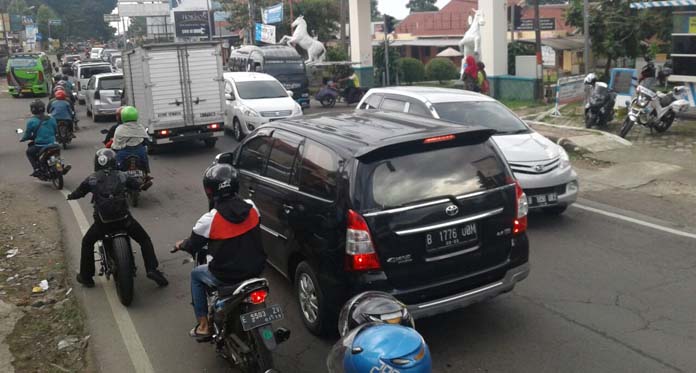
(100, 129), (109, 134)
(286, 90), (293, 98)
(16, 128), (24, 134)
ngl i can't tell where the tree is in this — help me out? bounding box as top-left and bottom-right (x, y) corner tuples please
(426, 58), (458, 83)
(565, 0), (663, 78)
(373, 41), (400, 85)
(7, 0), (29, 15)
(371, 0), (381, 21)
(406, 0), (438, 13)
(398, 57), (425, 84)
(36, 4), (58, 41)
(326, 45), (348, 62)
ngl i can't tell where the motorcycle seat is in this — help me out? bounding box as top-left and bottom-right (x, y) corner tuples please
(660, 95), (674, 107)
(39, 144), (61, 159)
(215, 278), (268, 298)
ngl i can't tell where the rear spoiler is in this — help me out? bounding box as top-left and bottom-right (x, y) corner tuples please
(355, 127), (495, 161)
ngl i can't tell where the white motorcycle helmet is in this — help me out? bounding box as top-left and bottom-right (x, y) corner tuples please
(673, 86), (686, 97)
(584, 73), (597, 85)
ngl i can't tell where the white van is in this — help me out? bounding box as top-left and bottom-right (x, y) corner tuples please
(74, 62), (113, 104)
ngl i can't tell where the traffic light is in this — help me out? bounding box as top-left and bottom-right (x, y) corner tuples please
(384, 14), (396, 34)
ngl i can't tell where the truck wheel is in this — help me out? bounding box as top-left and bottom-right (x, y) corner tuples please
(204, 139), (217, 149)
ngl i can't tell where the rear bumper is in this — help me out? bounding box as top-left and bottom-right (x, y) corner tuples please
(150, 127), (223, 145)
(407, 262), (529, 319)
(93, 102), (119, 115)
(9, 85), (46, 94)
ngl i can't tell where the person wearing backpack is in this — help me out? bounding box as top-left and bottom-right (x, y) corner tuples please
(67, 148), (168, 288)
(20, 100), (59, 177)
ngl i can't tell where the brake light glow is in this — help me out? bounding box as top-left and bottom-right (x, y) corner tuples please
(159, 129), (170, 136)
(207, 123), (220, 130)
(423, 134), (455, 144)
(512, 179), (528, 235)
(345, 209), (381, 271)
(248, 289), (268, 304)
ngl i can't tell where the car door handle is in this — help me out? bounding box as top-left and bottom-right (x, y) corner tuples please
(248, 187), (255, 196)
(282, 204), (294, 215)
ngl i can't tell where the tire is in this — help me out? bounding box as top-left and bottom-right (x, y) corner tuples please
(233, 118), (245, 141)
(204, 138), (217, 148)
(320, 96), (336, 108)
(543, 205), (567, 215)
(86, 107), (92, 118)
(112, 236), (134, 306)
(655, 113), (675, 133)
(128, 190), (139, 207)
(619, 118), (634, 138)
(249, 330), (274, 372)
(294, 261), (332, 336)
(584, 114), (593, 129)
(52, 174), (64, 190)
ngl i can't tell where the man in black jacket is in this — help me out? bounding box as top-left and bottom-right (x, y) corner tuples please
(68, 148), (167, 288)
(173, 163), (266, 338)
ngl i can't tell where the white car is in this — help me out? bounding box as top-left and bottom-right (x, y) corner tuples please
(74, 62), (113, 104)
(89, 47), (103, 60)
(223, 72), (303, 141)
(357, 87), (579, 215)
(84, 72), (123, 121)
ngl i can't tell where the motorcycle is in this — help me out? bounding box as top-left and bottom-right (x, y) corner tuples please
(177, 246), (290, 373)
(56, 120), (75, 149)
(584, 81), (617, 128)
(620, 81), (690, 138)
(16, 129), (69, 190)
(316, 81), (339, 108)
(97, 229), (137, 306)
(121, 155), (150, 207)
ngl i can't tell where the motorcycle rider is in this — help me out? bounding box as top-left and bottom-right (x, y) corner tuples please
(111, 106), (150, 173)
(172, 163), (266, 338)
(19, 100), (65, 177)
(103, 106), (123, 147)
(339, 68), (360, 103)
(68, 148), (168, 288)
(47, 90), (76, 135)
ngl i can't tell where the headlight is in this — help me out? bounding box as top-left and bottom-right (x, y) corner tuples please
(293, 104), (302, 115)
(241, 106), (259, 117)
(566, 180), (579, 194)
(558, 146), (571, 169)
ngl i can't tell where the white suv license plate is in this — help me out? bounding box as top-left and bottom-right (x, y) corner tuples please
(528, 193), (558, 207)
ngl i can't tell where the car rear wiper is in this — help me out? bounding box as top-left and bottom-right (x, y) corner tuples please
(383, 194), (462, 211)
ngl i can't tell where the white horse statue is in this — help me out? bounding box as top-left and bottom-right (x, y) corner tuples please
(279, 15), (326, 64)
(458, 9), (485, 59)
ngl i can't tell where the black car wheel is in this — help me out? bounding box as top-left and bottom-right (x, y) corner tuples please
(294, 261), (332, 336)
(233, 118), (244, 141)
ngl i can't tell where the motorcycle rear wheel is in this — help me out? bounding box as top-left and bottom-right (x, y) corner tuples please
(235, 330), (273, 373)
(619, 118), (634, 138)
(112, 236), (134, 306)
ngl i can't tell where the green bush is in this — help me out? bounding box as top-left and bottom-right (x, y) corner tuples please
(398, 57), (425, 85)
(326, 46), (349, 62)
(425, 58), (458, 83)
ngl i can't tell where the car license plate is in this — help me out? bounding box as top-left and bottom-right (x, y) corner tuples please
(425, 222), (478, 251)
(528, 193), (558, 207)
(126, 170), (143, 177)
(21, 89), (32, 93)
(240, 304), (284, 332)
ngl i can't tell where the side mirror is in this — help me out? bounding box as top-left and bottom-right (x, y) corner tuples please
(225, 93), (234, 101)
(214, 152), (235, 165)
(16, 128), (24, 134)
(100, 129), (109, 134)
(287, 90), (294, 98)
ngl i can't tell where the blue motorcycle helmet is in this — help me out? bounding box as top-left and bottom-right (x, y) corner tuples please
(327, 323), (432, 373)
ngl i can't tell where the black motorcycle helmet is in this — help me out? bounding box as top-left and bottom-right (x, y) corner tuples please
(203, 164), (239, 205)
(337, 291), (415, 337)
(30, 99), (46, 115)
(94, 148), (118, 171)
(54, 73), (62, 81)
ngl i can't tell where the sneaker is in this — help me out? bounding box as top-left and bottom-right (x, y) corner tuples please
(147, 270), (168, 287)
(76, 273), (95, 288)
(62, 165), (72, 175)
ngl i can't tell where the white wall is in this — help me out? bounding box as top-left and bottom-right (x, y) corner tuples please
(479, 0), (507, 76)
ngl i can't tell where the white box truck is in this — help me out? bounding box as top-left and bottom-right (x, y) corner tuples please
(122, 42), (225, 150)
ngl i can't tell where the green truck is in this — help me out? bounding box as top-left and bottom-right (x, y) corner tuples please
(6, 53), (53, 97)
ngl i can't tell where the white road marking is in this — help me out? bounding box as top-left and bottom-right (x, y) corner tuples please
(573, 203), (696, 240)
(61, 190), (155, 373)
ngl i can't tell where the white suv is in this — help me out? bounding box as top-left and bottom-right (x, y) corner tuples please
(357, 87), (579, 214)
(222, 72), (303, 141)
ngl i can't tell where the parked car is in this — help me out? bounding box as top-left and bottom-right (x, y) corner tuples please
(222, 71), (303, 141)
(85, 72), (123, 121)
(357, 87), (579, 214)
(214, 110), (530, 335)
(6, 53), (52, 97)
(74, 62), (113, 104)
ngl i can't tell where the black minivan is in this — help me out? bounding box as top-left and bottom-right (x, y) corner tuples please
(215, 111), (530, 335)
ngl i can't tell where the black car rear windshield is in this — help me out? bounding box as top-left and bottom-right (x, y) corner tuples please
(433, 101), (529, 134)
(360, 141), (509, 209)
(80, 66), (111, 78)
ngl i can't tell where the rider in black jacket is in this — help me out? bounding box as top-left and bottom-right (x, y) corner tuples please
(68, 148), (168, 288)
(173, 163), (266, 337)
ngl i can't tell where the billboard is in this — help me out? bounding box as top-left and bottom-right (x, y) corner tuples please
(262, 3), (283, 24)
(174, 11), (210, 38)
(118, 0), (170, 17)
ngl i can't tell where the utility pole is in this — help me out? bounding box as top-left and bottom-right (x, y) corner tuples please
(583, 0), (590, 74)
(383, 15), (390, 86)
(248, 0), (254, 44)
(206, 0), (212, 41)
(510, 3), (515, 42)
(339, 0), (347, 50)
(533, 0), (542, 100)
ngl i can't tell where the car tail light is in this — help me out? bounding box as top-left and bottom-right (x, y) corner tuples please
(158, 129), (170, 137)
(38, 71), (44, 83)
(345, 209), (381, 271)
(207, 123), (221, 130)
(512, 179), (528, 235)
(94, 90), (100, 99)
(247, 289), (268, 304)
(423, 134), (455, 144)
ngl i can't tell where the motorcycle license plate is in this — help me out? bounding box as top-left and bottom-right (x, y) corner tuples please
(127, 170), (144, 177)
(240, 304), (283, 332)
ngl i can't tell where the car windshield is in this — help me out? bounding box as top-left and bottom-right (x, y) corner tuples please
(433, 101), (529, 134)
(98, 77), (123, 90)
(9, 58), (37, 68)
(362, 142), (508, 209)
(263, 61), (305, 77)
(236, 80), (288, 99)
(81, 66), (111, 78)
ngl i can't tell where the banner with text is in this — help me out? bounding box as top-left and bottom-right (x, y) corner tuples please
(174, 11), (210, 38)
(255, 23), (276, 44)
(262, 3), (283, 24)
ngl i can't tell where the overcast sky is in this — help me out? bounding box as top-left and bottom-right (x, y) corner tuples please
(378, 0), (452, 19)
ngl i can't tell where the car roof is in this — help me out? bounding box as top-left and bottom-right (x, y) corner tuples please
(366, 86), (496, 104)
(265, 110), (494, 159)
(10, 53), (41, 59)
(78, 62), (111, 68)
(223, 71), (278, 82)
(93, 72), (123, 80)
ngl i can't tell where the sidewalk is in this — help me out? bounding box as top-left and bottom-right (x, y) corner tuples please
(517, 105), (696, 227)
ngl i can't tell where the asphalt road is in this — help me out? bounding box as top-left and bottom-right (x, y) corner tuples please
(1, 94), (695, 373)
